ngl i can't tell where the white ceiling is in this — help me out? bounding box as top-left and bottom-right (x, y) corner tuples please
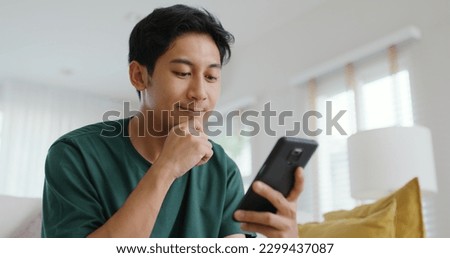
(0, 0), (326, 101)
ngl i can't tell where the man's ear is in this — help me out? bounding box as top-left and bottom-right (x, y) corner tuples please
(129, 61), (150, 91)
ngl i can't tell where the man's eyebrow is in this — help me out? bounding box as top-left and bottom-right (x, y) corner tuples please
(169, 58), (222, 69)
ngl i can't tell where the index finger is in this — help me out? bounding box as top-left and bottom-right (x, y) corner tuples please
(187, 117), (204, 136)
(286, 167), (304, 202)
(251, 180), (291, 213)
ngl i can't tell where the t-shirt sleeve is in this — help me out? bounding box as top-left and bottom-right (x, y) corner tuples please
(42, 141), (105, 237)
(219, 158), (256, 238)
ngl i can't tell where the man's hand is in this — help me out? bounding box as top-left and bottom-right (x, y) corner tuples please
(153, 117), (213, 180)
(233, 167), (304, 238)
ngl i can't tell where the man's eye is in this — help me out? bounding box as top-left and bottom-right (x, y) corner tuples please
(205, 75), (218, 82)
(174, 72), (191, 78)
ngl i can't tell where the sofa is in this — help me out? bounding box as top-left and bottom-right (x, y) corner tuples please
(0, 178), (423, 238)
(0, 195), (42, 237)
(297, 177), (425, 238)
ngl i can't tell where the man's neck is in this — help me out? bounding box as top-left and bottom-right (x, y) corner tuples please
(128, 114), (168, 164)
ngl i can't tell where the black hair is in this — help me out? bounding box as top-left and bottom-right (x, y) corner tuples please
(128, 4), (235, 100)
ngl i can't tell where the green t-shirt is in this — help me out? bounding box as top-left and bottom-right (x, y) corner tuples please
(42, 118), (249, 237)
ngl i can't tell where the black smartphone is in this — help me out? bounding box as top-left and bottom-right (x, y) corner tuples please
(234, 136), (318, 215)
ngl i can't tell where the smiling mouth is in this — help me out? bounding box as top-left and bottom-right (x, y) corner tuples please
(176, 103), (205, 113)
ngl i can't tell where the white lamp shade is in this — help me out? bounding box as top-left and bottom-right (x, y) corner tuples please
(348, 126), (437, 200)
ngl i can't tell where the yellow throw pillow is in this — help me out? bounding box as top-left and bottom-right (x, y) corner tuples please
(324, 177), (424, 238)
(298, 199), (396, 238)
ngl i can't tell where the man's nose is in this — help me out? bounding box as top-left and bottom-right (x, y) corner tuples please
(187, 76), (207, 101)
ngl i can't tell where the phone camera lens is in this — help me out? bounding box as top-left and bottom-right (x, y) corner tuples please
(287, 148), (303, 163)
(292, 148), (302, 156)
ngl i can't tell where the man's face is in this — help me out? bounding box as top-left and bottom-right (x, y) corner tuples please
(140, 33), (222, 133)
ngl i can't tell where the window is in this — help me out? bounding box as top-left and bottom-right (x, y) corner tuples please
(210, 109), (253, 189)
(214, 132), (252, 178)
(358, 70), (414, 128)
(0, 82), (123, 197)
(316, 88), (357, 214)
(308, 45), (419, 220)
(311, 68), (358, 215)
(0, 112), (3, 150)
(315, 68), (415, 217)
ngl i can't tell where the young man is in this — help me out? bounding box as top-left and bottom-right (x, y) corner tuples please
(42, 4), (302, 238)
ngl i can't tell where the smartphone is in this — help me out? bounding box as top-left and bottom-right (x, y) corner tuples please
(234, 136), (318, 215)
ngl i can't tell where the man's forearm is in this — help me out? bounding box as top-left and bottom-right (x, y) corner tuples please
(87, 165), (175, 238)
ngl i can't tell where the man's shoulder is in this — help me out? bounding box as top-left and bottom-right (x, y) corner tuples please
(53, 118), (130, 146)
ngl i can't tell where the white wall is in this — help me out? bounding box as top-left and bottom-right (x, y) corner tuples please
(224, 0), (450, 236)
